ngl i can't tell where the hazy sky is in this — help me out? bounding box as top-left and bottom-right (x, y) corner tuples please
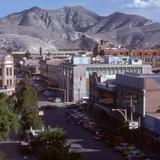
(0, 0), (160, 21)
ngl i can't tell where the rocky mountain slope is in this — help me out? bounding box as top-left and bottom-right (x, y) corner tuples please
(0, 6), (160, 52)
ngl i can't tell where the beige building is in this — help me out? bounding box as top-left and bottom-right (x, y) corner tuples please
(0, 53), (15, 95)
(40, 56), (152, 102)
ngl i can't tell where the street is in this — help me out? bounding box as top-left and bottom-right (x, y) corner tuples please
(40, 92), (125, 160)
(0, 92), (125, 160)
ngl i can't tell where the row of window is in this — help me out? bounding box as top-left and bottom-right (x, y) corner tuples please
(7, 79), (13, 86)
(0, 67), (13, 76)
(6, 67), (12, 76)
(86, 67), (142, 78)
(0, 79), (13, 87)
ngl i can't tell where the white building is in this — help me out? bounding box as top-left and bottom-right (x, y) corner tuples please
(0, 52), (15, 95)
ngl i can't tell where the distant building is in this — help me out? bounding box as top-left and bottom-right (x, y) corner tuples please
(0, 52), (15, 95)
(23, 59), (40, 75)
(104, 49), (160, 69)
(40, 55), (152, 102)
(104, 55), (143, 65)
(98, 40), (116, 53)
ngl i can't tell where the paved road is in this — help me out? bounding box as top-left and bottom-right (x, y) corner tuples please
(0, 132), (24, 160)
(42, 107), (125, 160)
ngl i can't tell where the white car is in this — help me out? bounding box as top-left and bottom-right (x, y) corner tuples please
(126, 150), (145, 160)
(54, 97), (62, 103)
(114, 143), (130, 152)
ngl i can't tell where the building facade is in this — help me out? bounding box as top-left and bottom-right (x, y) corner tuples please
(89, 72), (160, 144)
(0, 53), (15, 95)
(104, 49), (160, 68)
(40, 56), (152, 102)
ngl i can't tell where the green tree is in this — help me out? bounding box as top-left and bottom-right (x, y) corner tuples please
(79, 39), (91, 51)
(16, 84), (38, 112)
(0, 100), (19, 140)
(0, 151), (5, 160)
(47, 52), (51, 57)
(22, 111), (43, 130)
(16, 78), (43, 131)
(35, 128), (67, 148)
(25, 50), (31, 59)
(32, 128), (82, 160)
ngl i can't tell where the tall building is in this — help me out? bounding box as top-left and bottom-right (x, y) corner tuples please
(0, 52), (15, 95)
(40, 55), (152, 102)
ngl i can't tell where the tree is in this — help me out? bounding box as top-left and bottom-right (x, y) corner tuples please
(16, 83), (38, 112)
(22, 111), (43, 130)
(0, 100), (19, 140)
(0, 151), (5, 160)
(25, 50), (31, 59)
(32, 128), (82, 160)
(34, 128), (67, 149)
(79, 39), (91, 51)
(16, 78), (43, 131)
(47, 52), (51, 57)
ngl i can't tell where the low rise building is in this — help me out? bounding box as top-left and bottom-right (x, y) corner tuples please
(104, 49), (160, 69)
(90, 72), (160, 145)
(40, 55), (152, 102)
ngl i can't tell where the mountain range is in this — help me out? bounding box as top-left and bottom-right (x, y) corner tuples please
(0, 6), (160, 52)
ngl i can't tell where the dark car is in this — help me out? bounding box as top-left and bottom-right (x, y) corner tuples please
(40, 105), (57, 110)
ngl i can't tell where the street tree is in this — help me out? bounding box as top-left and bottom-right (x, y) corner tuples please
(32, 128), (82, 160)
(0, 100), (19, 140)
(16, 78), (43, 131)
(16, 83), (38, 112)
(22, 111), (43, 130)
(0, 151), (5, 160)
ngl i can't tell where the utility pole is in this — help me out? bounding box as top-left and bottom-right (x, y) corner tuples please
(126, 94), (137, 143)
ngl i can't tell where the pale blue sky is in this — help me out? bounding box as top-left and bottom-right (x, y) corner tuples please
(0, 0), (160, 21)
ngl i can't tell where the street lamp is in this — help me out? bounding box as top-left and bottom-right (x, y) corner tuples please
(112, 108), (128, 122)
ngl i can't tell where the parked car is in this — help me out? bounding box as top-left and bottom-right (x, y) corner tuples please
(92, 135), (103, 140)
(54, 97), (62, 103)
(114, 143), (130, 152)
(123, 145), (137, 156)
(105, 135), (124, 148)
(40, 105), (57, 110)
(48, 97), (54, 101)
(126, 150), (146, 160)
(93, 128), (109, 139)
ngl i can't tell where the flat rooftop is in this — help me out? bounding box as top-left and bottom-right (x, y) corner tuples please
(124, 72), (160, 78)
(147, 113), (160, 120)
(61, 63), (151, 67)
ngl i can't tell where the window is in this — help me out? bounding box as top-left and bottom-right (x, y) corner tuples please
(0, 68), (2, 76)
(10, 80), (12, 85)
(0, 80), (2, 87)
(6, 68), (9, 76)
(10, 68), (12, 75)
(7, 80), (9, 86)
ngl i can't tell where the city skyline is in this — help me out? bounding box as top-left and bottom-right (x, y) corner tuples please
(0, 0), (160, 21)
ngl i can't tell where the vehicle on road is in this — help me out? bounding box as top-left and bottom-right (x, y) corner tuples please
(123, 145), (137, 156)
(114, 143), (130, 152)
(40, 105), (57, 110)
(54, 97), (62, 103)
(48, 97), (54, 101)
(92, 135), (103, 140)
(126, 150), (146, 160)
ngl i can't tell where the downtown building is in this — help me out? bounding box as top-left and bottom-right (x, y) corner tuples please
(0, 51), (15, 95)
(89, 72), (160, 146)
(40, 55), (151, 102)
